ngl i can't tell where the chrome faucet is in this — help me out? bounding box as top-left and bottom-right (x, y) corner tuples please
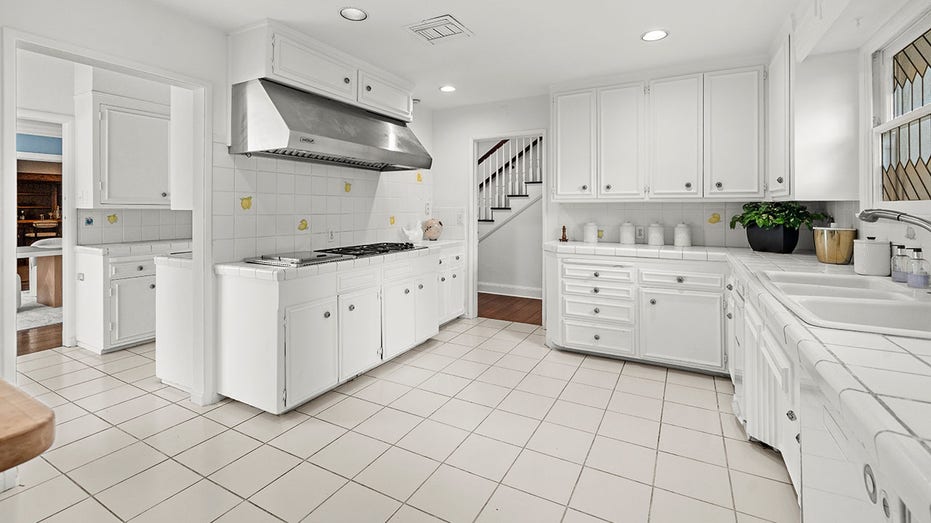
(857, 209), (931, 234)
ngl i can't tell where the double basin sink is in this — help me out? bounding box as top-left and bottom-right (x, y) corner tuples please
(757, 271), (931, 339)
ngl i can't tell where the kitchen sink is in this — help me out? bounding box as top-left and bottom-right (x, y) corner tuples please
(791, 297), (931, 338)
(762, 271), (903, 291)
(770, 283), (914, 301)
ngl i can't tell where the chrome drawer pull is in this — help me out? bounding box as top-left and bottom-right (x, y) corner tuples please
(592, 288), (599, 294)
(726, 313), (733, 319)
(726, 284), (733, 291)
(418, 284), (424, 290)
(324, 311), (331, 319)
(404, 289), (410, 294)
(348, 304), (355, 311)
(649, 298), (656, 305)
(593, 334), (600, 341)
(593, 308), (600, 314)
(593, 271), (600, 277)
(676, 276), (685, 283)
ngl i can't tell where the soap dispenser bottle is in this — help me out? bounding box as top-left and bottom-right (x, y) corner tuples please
(892, 245), (911, 283)
(907, 248), (930, 289)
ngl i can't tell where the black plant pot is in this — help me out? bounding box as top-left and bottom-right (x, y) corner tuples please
(745, 224), (800, 254)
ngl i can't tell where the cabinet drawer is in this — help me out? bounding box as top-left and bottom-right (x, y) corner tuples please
(383, 261), (414, 281)
(110, 258), (156, 279)
(563, 320), (634, 355)
(563, 261), (633, 282)
(562, 280), (633, 300)
(438, 253), (464, 268)
(564, 297), (634, 324)
(337, 268), (381, 292)
(639, 269), (723, 290)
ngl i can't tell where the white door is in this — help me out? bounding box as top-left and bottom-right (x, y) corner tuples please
(285, 298), (339, 406)
(338, 288), (382, 380)
(357, 70), (413, 121)
(767, 35), (792, 198)
(272, 32), (356, 101)
(99, 98), (171, 205)
(554, 90), (596, 198)
(598, 83), (645, 198)
(704, 67), (764, 198)
(382, 279), (416, 359)
(649, 74), (703, 198)
(414, 276), (439, 342)
(109, 276), (156, 345)
(639, 288), (723, 369)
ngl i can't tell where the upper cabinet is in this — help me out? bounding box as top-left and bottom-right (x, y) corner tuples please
(703, 67), (764, 199)
(230, 21), (415, 122)
(649, 74), (703, 199)
(553, 90), (597, 198)
(552, 67), (762, 202)
(74, 67), (176, 209)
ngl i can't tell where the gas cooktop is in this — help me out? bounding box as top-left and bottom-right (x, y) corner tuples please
(244, 242), (421, 268)
(317, 242), (420, 257)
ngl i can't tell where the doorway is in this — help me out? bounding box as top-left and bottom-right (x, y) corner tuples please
(473, 132), (544, 325)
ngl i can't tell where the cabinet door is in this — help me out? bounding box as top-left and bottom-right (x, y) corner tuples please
(704, 68), (763, 198)
(448, 269), (465, 319)
(338, 288), (382, 380)
(272, 32), (356, 101)
(382, 279), (416, 359)
(767, 35), (792, 198)
(639, 288), (723, 369)
(414, 276), (439, 342)
(357, 70), (413, 122)
(598, 84), (645, 198)
(554, 90), (596, 198)
(437, 271), (449, 324)
(285, 298), (339, 406)
(99, 99), (171, 205)
(109, 276), (156, 345)
(649, 75), (702, 198)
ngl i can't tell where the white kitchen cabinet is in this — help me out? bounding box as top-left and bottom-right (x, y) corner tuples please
(649, 74), (703, 199)
(414, 275), (439, 343)
(383, 279), (416, 359)
(553, 90), (597, 198)
(338, 287), (383, 381)
(438, 269), (465, 325)
(703, 67), (764, 198)
(357, 70), (414, 121)
(767, 35), (792, 198)
(598, 83), (645, 198)
(230, 20), (414, 122)
(155, 255), (193, 391)
(639, 288), (723, 370)
(74, 92), (171, 208)
(286, 298), (339, 403)
(109, 275), (156, 346)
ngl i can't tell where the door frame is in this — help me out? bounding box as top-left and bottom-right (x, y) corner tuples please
(467, 128), (546, 321)
(1, 29), (216, 414)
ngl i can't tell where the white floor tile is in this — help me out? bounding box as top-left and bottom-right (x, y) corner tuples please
(0, 475), (87, 522)
(516, 374), (568, 398)
(476, 366), (526, 388)
(68, 442), (167, 494)
(662, 401), (724, 435)
(497, 390), (556, 419)
(650, 488), (737, 523)
(42, 498), (120, 523)
(397, 419), (469, 461)
(730, 469), (800, 522)
(390, 388), (450, 417)
(357, 446), (440, 501)
(658, 424), (727, 466)
(305, 481), (402, 523)
(388, 505), (445, 522)
(544, 399), (605, 433)
(475, 409), (540, 446)
(598, 411), (660, 448)
(48, 413), (111, 450)
(43, 426), (136, 471)
(234, 410), (308, 441)
(502, 449), (582, 505)
(294, 390), (347, 416)
(429, 398), (492, 431)
(527, 421), (595, 464)
(316, 396), (382, 428)
(417, 372), (471, 396)
(202, 400), (262, 427)
(665, 383), (719, 410)
(251, 462), (346, 522)
(144, 416), (227, 456)
(355, 379), (414, 405)
(214, 502), (280, 523)
(209, 445), (301, 498)
(95, 459), (200, 520)
(455, 380), (511, 407)
(94, 394), (170, 425)
(586, 435), (657, 484)
(607, 391), (663, 421)
(309, 431), (390, 477)
(409, 464), (497, 523)
(654, 452), (733, 509)
(616, 375), (666, 399)
(355, 407), (423, 444)
(725, 438), (792, 483)
(445, 433), (521, 481)
(175, 429), (262, 475)
(569, 467), (652, 522)
(132, 479), (240, 523)
(266, 417), (345, 458)
(117, 404), (197, 439)
(475, 485), (565, 523)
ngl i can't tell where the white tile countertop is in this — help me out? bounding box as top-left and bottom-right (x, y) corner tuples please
(547, 239), (931, 492)
(154, 251), (193, 269)
(215, 243), (443, 281)
(75, 240), (192, 257)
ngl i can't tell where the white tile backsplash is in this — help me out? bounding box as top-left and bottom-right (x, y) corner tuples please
(827, 200), (931, 249)
(211, 142), (434, 263)
(77, 208), (192, 245)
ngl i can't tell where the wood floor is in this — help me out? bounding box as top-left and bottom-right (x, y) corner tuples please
(17, 323), (62, 356)
(477, 292), (542, 325)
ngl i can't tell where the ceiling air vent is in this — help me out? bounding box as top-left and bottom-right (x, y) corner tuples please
(407, 15), (472, 45)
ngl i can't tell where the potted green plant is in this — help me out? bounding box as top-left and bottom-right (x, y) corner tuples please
(729, 202), (832, 253)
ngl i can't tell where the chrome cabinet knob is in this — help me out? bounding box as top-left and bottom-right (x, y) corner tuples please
(592, 288), (600, 294)
(149, 283), (155, 289)
(348, 304), (355, 311)
(418, 284), (424, 290)
(684, 182), (692, 189)
(404, 289), (410, 294)
(324, 311), (331, 318)
(649, 298), (657, 305)
(441, 277), (446, 282)
(161, 192), (168, 197)
(786, 410), (797, 421)
(581, 184), (588, 191)
(455, 255), (460, 260)
(137, 265), (144, 271)
(715, 181), (723, 189)
(593, 308), (600, 314)
(439, 259), (443, 264)
(593, 334), (600, 341)
(366, 85), (372, 92)
(726, 284), (733, 291)
(593, 271), (600, 277)
(676, 276), (685, 283)
(726, 312), (733, 319)
(605, 184), (612, 191)
(777, 176), (784, 184)
(343, 77), (351, 84)
(452, 274), (457, 279)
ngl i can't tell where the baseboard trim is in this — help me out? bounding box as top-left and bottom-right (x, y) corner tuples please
(478, 283), (542, 299)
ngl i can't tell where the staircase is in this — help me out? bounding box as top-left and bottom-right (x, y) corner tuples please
(477, 135), (543, 240)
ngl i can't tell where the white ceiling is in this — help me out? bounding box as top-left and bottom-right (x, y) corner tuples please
(145, 0), (800, 109)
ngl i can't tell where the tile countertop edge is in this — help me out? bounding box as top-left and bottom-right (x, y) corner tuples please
(544, 240), (931, 478)
(75, 239), (192, 257)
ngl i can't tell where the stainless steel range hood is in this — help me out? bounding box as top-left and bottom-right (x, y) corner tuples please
(230, 79), (432, 171)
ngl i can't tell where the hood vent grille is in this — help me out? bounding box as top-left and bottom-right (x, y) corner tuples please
(266, 149), (391, 171)
(407, 15), (472, 45)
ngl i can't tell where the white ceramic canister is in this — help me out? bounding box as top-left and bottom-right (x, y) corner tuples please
(853, 237), (892, 276)
(583, 222), (599, 244)
(674, 223), (692, 247)
(619, 222), (636, 245)
(647, 223), (664, 246)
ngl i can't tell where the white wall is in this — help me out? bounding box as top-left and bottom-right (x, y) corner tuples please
(478, 198), (543, 298)
(432, 95), (549, 240)
(16, 49), (74, 116)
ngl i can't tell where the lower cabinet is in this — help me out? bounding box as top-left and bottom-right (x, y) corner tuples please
(639, 288), (723, 369)
(285, 298), (339, 403)
(384, 275), (440, 359)
(438, 268), (465, 324)
(338, 287), (383, 381)
(109, 275), (157, 346)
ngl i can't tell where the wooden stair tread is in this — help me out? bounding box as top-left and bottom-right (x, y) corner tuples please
(490, 207), (511, 210)
(0, 379), (55, 472)
(506, 194), (529, 198)
(478, 219), (495, 223)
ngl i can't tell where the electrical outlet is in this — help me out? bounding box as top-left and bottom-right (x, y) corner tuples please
(635, 226), (645, 240)
(424, 202), (432, 216)
(327, 229), (336, 243)
(456, 211), (464, 225)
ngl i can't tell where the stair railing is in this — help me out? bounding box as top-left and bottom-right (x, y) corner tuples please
(477, 135), (543, 223)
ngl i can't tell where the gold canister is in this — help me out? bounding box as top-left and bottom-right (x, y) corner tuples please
(813, 225), (857, 264)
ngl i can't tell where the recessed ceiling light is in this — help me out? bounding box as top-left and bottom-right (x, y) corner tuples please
(641, 29), (669, 42)
(340, 7), (368, 21)
(439, 85), (456, 93)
